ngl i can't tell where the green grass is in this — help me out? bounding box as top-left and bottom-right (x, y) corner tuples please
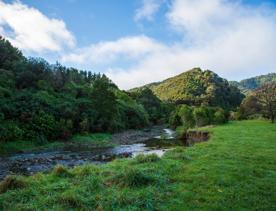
(70, 133), (113, 147)
(0, 140), (65, 155)
(0, 120), (276, 210)
(0, 133), (113, 154)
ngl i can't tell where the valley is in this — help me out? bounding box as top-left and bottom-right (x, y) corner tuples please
(0, 27), (276, 210)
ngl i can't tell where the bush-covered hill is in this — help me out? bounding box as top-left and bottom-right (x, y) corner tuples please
(131, 68), (244, 110)
(230, 73), (276, 94)
(0, 37), (166, 143)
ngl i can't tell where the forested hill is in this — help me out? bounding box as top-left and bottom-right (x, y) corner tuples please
(0, 37), (167, 143)
(230, 73), (276, 94)
(130, 68), (244, 110)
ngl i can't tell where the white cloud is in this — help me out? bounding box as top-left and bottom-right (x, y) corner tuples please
(134, 0), (162, 21)
(4, 0), (274, 90)
(0, 1), (75, 53)
(61, 35), (165, 65)
(105, 0), (276, 89)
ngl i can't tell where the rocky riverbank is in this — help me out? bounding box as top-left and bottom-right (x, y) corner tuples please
(0, 126), (174, 180)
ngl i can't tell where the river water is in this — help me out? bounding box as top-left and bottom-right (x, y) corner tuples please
(0, 128), (182, 180)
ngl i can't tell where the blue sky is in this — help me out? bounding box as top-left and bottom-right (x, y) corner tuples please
(1, 0), (276, 89)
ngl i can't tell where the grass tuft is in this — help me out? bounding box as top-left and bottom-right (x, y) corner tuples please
(133, 154), (161, 164)
(58, 190), (84, 209)
(112, 168), (155, 187)
(72, 164), (99, 176)
(52, 165), (72, 177)
(164, 148), (192, 161)
(0, 175), (27, 194)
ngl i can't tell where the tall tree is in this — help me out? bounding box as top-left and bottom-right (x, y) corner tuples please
(255, 83), (276, 123)
(0, 36), (24, 70)
(90, 75), (118, 131)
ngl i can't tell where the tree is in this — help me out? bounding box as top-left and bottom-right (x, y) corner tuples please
(0, 37), (153, 143)
(255, 83), (276, 123)
(90, 76), (118, 131)
(178, 105), (195, 128)
(0, 36), (24, 70)
(193, 107), (210, 127)
(213, 108), (227, 124)
(239, 95), (262, 119)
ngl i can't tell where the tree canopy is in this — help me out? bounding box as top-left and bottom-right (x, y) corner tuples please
(0, 37), (158, 143)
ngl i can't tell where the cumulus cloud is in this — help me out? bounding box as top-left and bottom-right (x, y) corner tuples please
(61, 35), (165, 65)
(134, 0), (162, 21)
(3, 0), (275, 90)
(105, 0), (276, 89)
(0, 0), (75, 53)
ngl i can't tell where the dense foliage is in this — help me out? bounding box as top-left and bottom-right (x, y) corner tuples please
(255, 83), (276, 123)
(130, 69), (241, 131)
(129, 87), (171, 124)
(169, 105), (228, 129)
(239, 83), (276, 123)
(238, 95), (262, 119)
(230, 73), (276, 94)
(131, 68), (244, 110)
(0, 37), (159, 143)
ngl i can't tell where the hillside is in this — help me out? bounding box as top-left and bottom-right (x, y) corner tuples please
(131, 68), (244, 110)
(230, 73), (276, 94)
(0, 36), (165, 145)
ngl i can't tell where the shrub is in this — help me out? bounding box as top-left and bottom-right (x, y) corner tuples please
(193, 107), (210, 127)
(239, 95), (262, 119)
(213, 108), (227, 124)
(229, 111), (239, 120)
(31, 111), (58, 140)
(0, 121), (23, 142)
(175, 125), (189, 139)
(169, 107), (181, 128)
(178, 105), (195, 128)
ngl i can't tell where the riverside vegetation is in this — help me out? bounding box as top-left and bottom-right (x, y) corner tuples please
(1, 36), (276, 210)
(0, 120), (275, 210)
(0, 36), (242, 152)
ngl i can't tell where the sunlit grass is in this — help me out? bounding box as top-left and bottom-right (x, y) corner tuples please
(0, 120), (275, 210)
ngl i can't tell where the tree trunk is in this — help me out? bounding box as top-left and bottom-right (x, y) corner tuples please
(269, 104), (274, 123)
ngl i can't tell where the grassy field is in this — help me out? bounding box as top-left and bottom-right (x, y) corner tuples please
(0, 133), (112, 154)
(0, 120), (275, 210)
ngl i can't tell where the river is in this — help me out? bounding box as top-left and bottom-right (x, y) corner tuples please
(0, 128), (183, 180)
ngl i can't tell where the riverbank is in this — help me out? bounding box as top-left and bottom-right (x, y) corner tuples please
(0, 120), (275, 210)
(0, 126), (164, 155)
(0, 126), (171, 180)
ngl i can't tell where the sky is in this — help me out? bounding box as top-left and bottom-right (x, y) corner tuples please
(0, 0), (276, 89)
